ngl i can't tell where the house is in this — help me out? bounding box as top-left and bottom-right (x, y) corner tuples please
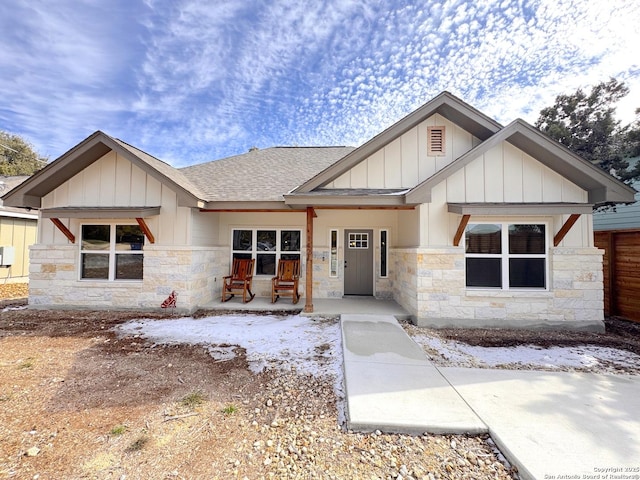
(0, 176), (37, 291)
(2, 92), (635, 330)
(593, 160), (640, 321)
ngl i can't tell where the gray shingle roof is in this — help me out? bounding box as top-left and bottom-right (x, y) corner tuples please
(180, 146), (354, 202)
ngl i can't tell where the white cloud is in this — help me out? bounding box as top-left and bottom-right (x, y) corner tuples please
(0, 0), (639, 163)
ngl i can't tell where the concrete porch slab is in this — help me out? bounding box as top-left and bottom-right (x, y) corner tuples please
(199, 296), (411, 318)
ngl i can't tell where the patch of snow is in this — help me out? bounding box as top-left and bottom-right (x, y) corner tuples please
(116, 314), (347, 422)
(116, 314), (342, 377)
(412, 333), (640, 371)
(1, 305), (27, 313)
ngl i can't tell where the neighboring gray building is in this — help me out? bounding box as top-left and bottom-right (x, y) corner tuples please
(593, 159), (640, 231)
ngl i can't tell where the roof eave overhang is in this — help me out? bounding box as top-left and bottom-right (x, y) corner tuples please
(0, 208), (38, 220)
(2, 131), (204, 209)
(407, 120), (637, 206)
(448, 203), (594, 215)
(40, 206), (161, 219)
(506, 122), (636, 204)
(284, 194), (412, 208)
(200, 201), (299, 211)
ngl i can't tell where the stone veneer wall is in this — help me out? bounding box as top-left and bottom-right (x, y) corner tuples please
(392, 246), (605, 330)
(28, 244), (226, 312)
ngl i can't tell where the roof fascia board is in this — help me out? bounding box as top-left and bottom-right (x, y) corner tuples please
(293, 92), (502, 194)
(0, 209), (38, 219)
(448, 202), (594, 215)
(2, 131), (202, 209)
(284, 194), (407, 207)
(407, 119), (636, 205)
(201, 201), (292, 211)
(505, 122), (636, 203)
(2, 131), (110, 208)
(3, 193), (42, 209)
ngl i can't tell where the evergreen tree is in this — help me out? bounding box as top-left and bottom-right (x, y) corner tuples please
(0, 130), (47, 175)
(535, 78), (639, 183)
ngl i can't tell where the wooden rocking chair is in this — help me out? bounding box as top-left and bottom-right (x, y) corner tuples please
(271, 258), (300, 304)
(222, 258), (255, 303)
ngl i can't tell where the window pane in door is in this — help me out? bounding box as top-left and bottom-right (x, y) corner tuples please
(509, 258), (545, 288)
(466, 258), (501, 287)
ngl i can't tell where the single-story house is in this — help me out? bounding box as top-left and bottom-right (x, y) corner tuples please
(2, 92), (635, 330)
(0, 176), (38, 288)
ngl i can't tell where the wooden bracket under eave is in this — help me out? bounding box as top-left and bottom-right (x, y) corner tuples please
(136, 218), (156, 244)
(50, 218), (75, 243)
(453, 214), (471, 246)
(553, 214), (581, 246)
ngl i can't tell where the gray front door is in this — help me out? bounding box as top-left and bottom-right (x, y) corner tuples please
(344, 229), (373, 295)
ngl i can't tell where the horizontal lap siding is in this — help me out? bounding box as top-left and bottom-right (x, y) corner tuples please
(595, 230), (640, 322)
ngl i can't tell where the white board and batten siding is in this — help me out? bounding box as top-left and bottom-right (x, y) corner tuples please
(423, 141), (590, 247)
(327, 114), (481, 189)
(40, 151), (191, 245)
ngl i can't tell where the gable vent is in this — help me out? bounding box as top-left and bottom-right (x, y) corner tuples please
(428, 126), (446, 156)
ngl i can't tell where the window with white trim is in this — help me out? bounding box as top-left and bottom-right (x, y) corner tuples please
(465, 223), (546, 289)
(231, 229), (301, 276)
(329, 229), (338, 277)
(380, 229), (388, 278)
(80, 224), (144, 280)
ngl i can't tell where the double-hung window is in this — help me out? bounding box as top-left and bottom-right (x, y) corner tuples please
(231, 229), (301, 276)
(80, 224), (145, 280)
(465, 223), (546, 289)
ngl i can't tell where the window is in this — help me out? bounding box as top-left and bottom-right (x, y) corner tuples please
(380, 229), (388, 278)
(80, 224), (144, 280)
(330, 229), (338, 277)
(465, 223), (546, 289)
(231, 229), (301, 276)
(428, 126), (446, 156)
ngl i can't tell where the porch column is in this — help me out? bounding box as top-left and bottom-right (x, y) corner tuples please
(304, 206), (315, 313)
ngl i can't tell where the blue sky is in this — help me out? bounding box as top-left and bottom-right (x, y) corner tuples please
(1, 0), (639, 167)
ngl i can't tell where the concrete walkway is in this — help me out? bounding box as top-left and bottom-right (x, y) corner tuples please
(341, 314), (640, 480)
(341, 314), (487, 434)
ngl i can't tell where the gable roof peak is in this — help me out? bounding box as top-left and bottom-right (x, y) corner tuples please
(292, 90), (503, 193)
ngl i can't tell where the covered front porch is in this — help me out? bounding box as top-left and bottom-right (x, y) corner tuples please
(200, 295), (411, 320)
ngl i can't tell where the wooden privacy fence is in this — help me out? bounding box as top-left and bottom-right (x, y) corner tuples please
(594, 230), (640, 322)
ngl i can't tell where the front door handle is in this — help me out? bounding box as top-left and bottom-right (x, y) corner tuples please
(344, 260), (347, 269)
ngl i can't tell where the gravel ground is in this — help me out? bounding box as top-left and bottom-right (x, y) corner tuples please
(3, 294), (638, 479)
(0, 305), (518, 479)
